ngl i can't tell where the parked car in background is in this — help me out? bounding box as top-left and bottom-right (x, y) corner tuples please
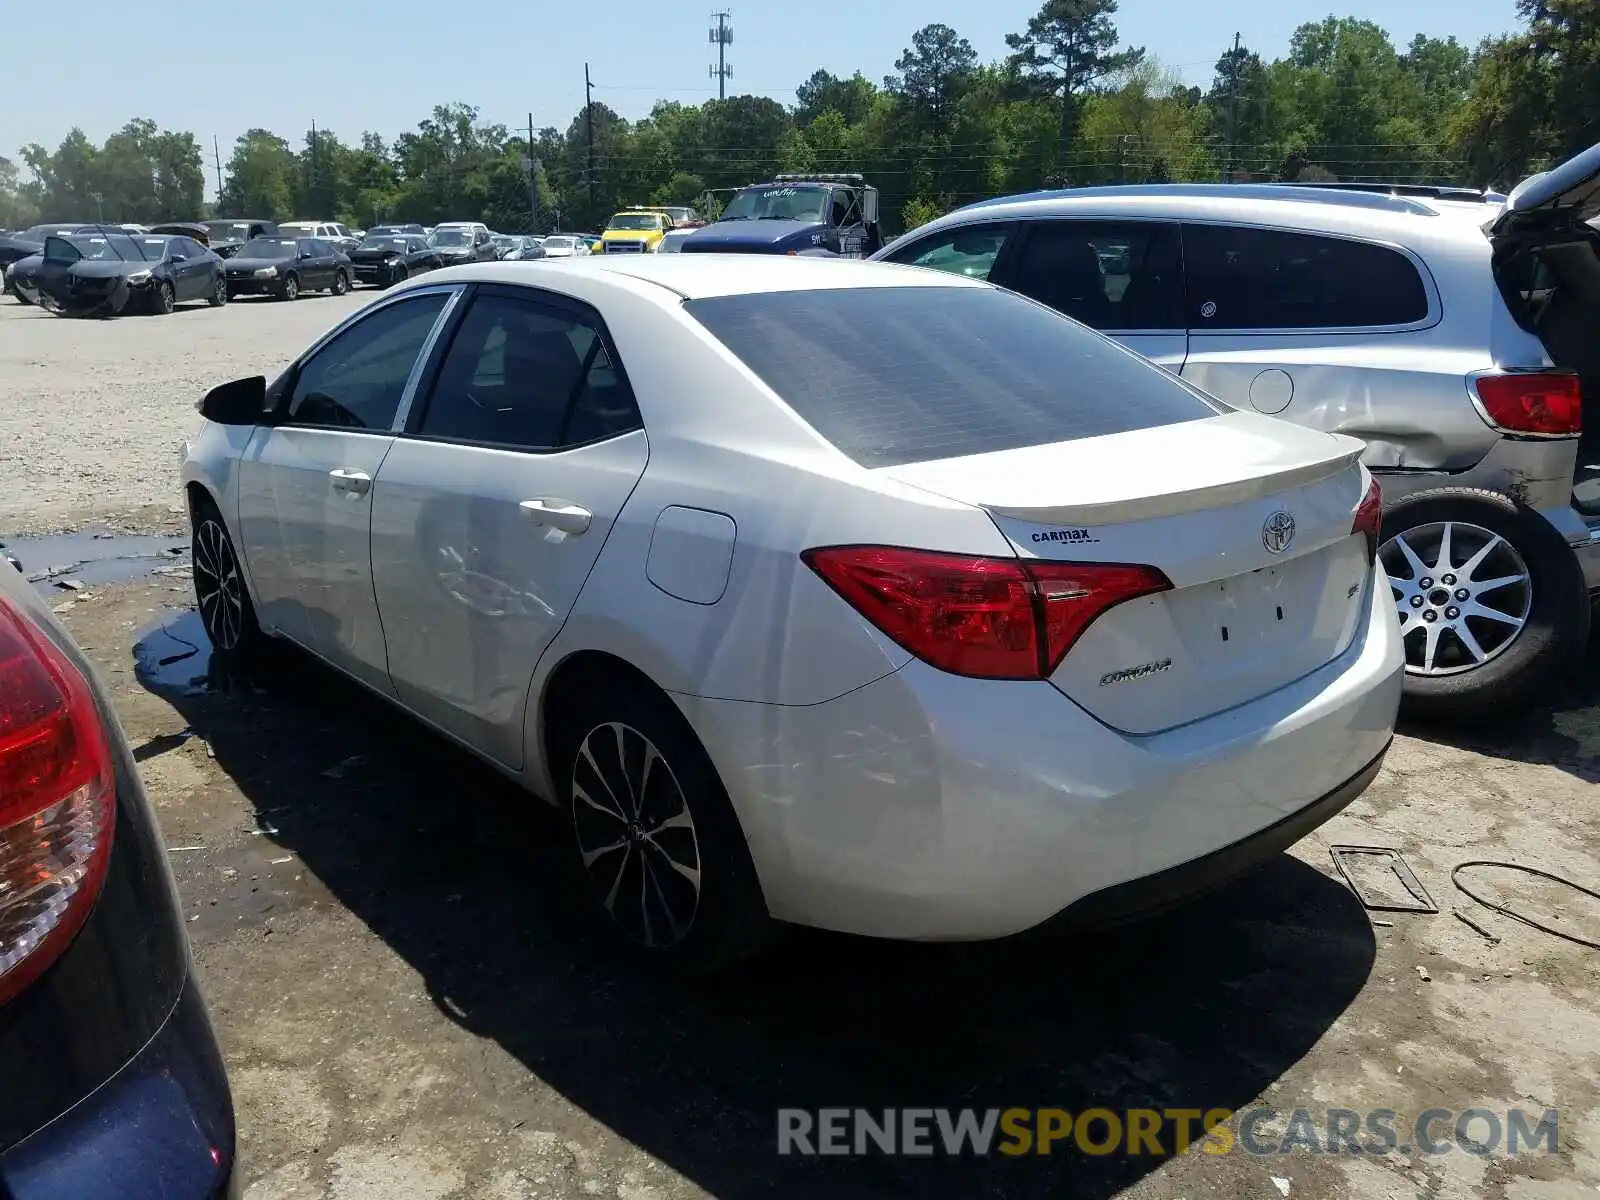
(368, 223), (427, 238)
(537, 234), (590, 259)
(149, 222), (213, 246)
(0, 234), (42, 297)
(31, 232), (226, 316)
(348, 233), (443, 288)
(203, 219), (280, 260)
(179, 255), (1400, 971)
(278, 221), (359, 251)
(874, 145), (1600, 723)
(428, 225), (498, 263)
(515, 235), (545, 259)
(0, 555), (238, 1196)
(223, 236), (351, 301)
(490, 234), (521, 259)
(653, 228), (696, 253)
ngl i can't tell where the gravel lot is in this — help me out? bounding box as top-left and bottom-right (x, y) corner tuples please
(3, 288), (1599, 1198)
(0, 291), (369, 533)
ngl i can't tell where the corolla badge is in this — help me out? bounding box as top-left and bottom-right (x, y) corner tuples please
(1261, 511), (1296, 554)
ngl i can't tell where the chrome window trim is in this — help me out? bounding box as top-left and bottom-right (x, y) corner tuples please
(272, 284), (465, 435)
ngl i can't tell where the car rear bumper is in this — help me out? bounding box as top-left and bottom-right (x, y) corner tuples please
(0, 975), (238, 1199)
(678, 571), (1404, 941)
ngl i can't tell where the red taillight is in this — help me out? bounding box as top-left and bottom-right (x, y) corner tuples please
(0, 596), (114, 1005)
(1474, 372), (1582, 436)
(1352, 475), (1383, 562)
(802, 546), (1171, 680)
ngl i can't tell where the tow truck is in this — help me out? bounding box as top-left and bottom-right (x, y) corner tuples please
(680, 173), (883, 257)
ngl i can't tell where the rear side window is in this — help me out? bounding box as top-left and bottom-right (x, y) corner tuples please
(1185, 224), (1429, 330)
(684, 286), (1220, 468)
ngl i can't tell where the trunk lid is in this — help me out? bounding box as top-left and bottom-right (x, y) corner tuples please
(884, 411), (1373, 734)
(1490, 141), (1600, 240)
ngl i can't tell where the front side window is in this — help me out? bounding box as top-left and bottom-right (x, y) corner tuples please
(43, 236), (82, 264)
(1007, 220), (1184, 331)
(417, 293), (639, 450)
(1184, 224), (1430, 330)
(883, 224), (1012, 281)
(685, 286), (1220, 468)
(285, 292), (451, 430)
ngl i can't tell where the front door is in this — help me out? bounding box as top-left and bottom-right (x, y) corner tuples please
(235, 288), (457, 691)
(996, 219), (1189, 372)
(370, 285), (649, 768)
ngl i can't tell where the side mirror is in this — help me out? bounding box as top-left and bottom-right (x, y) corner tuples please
(171, 253), (188, 262)
(198, 376), (267, 426)
(299, 249), (314, 259)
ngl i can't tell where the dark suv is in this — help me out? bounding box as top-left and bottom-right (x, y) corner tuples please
(0, 563), (237, 1197)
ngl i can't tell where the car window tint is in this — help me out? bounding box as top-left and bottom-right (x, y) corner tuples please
(43, 236), (80, 264)
(1184, 224), (1429, 329)
(286, 292), (450, 430)
(686, 286), (1219, 468)
(884, 224), (1011, 281)
(1009, 220), (1183, 331)
(419, 293), (640, 450)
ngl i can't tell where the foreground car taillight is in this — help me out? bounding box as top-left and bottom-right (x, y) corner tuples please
(1474, 372), (1581, 436)
(802, 546), (1171, 680)
(1352, 475), (1383, 563)
(0, 596), (114, 1005)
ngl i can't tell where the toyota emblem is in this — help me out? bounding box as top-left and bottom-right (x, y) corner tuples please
(1262, 511), (1296, 554)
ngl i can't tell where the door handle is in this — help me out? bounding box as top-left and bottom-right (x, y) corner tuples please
(329, 468), (372, 496)
(520, 498), (592, 535)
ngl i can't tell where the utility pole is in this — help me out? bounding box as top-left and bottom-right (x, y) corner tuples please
(584, 64), (596, 209)
(308, 118), (317, 214)
(708, 11), (733, 101)
(212, 135), (225, 203)
(1224, 32), (1241, 181)
(526, 112), (540, 231)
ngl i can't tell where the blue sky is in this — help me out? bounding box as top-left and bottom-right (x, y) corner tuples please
(6, 0), (1519, 198)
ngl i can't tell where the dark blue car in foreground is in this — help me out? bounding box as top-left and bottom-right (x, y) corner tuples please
(0, 561), (237, 1197)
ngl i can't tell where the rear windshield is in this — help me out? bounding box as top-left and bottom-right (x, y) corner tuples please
(684, 286), (1221, 467)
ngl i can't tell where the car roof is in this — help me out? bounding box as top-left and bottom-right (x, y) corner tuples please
(907, 183), (1494, 252)
(395, 254), (985, 301)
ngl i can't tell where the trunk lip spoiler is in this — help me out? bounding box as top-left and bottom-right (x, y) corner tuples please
(974, 448), (1363, 526)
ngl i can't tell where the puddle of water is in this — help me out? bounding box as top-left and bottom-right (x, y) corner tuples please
(133, 608), (233, 697)
(2, 527), (190, 592)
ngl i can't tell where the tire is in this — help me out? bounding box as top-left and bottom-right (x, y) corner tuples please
(12, 287), (32, 306)
(389, 264), (408, 288)
(191, 497), (268, 665)
(1379, 486), (1590, 724)
(154, 280), (175, 315)
(558, 683), (771, 974)
(279, 273), (299, 301)
(207, 274), (228, 307)
(330, 269), (349, 296)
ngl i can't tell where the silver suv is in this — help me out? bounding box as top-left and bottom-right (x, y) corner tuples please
(872, 144), (1600, 723)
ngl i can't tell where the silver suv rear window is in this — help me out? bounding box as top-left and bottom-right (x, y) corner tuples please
(684, 286), (1220, 468)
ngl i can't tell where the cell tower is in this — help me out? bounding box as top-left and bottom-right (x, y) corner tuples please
(709, 10), (733, 100)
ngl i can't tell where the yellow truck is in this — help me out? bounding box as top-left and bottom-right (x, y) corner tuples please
(595, 207), (676, 254)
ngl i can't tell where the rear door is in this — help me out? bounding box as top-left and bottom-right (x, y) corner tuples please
(236, 288), (458, 692)
(995, 218), (1188, 372)
(1179, 223), (1442, 450)
(369, 284), (648, 768)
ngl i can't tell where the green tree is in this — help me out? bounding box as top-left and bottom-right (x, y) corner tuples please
(795, 71), (878, 126)
(886, 24), (979, 134)
(218, 129), (297, 219)
(1005, 0), (1145, 170)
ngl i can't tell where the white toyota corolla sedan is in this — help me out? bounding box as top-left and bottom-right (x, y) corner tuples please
(180, 255), (1403, 970)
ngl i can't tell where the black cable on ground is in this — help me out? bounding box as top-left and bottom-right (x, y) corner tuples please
(1450, 860), (1600, 951)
